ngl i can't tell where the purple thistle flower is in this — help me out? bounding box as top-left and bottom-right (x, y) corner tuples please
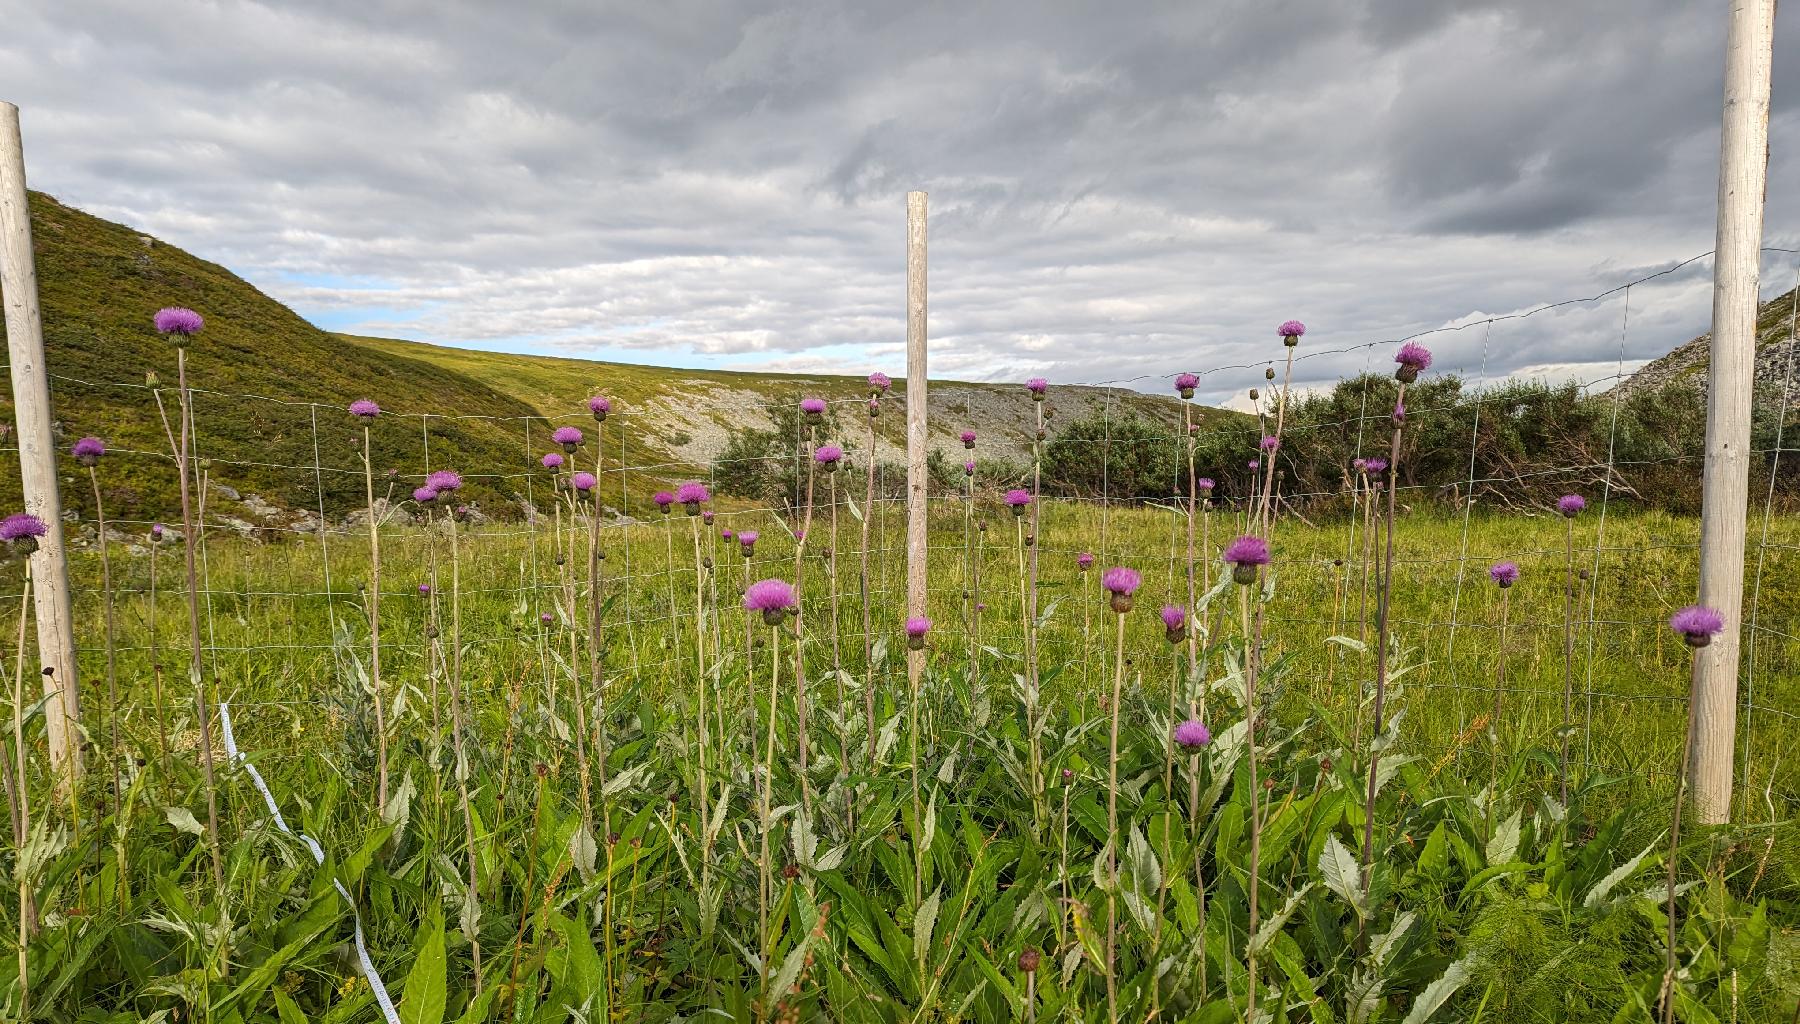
(737, 529), (759, 555)
(703, 510), (715, 524)
(652, 490), (675, 511)
(1160, 604), (1187, 634)
(721, 529), (734, 541)
(348, 399), (381, 422)
(963, 460), (976, 475)
(1102, 566), (1141, 612)
(1, 513), (44, 556)
(541, 612), (554, 624)
(426, 470), (462, 493)
(1669, 605), (1725, 648)
(1004, 488), (1032, 515)
(1025, 377), (1049, 398)
(1077, 551), (1094, 570)
(1394, 341), (1433, 382)
(905, 615), (931, 649)
(1278, 319), (1306, 340)
(800, 397), (827, 423)
(814, 444), (844, 468)
(1352, 458), (1368, 473)
(744, 578), (798, 625)
(552, 425), (584, 451)
(1557, 494), (1585, 518)
(1174, 719), (1212, 749)
(1174, 371), (1200, 398)
(1489, 561), (1520, 588)
(868, 371), (891, 394)
(1224, 534), (1271, 585)
(1224, 534), (1271, 567)
(676, 481), (710, 513)
(71, 436), (106, 466)
(960, 430), (977, 449)
(587, 395), (612, 420)
(1, 513), (47, 542)
(418, 583), (431, 595)
(570, 472), (597, 494)
(541, 452), (564, 470)
(150, 523), (165, 540)
(794, 528), (806, 542)
(1259, 435), (1279, 452)
(1364, 458), (1388, 475)
(1248, 459), (1259, 471)
(153, 307), (204, 337)
(1196, 477), (1216, 497)
(413, 486), (439, 504)
(1102, 567), (1141, 594)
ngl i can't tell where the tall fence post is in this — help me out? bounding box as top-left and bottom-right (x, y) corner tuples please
(0, 100), (82, 781)
(905, 191), (928, 676)
(1690, 0), (1776, 825)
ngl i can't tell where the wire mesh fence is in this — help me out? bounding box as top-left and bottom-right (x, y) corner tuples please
(5, 246), (1800, 819)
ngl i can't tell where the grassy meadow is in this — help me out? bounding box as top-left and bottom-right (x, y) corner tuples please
(5, 492), (1796, 1021)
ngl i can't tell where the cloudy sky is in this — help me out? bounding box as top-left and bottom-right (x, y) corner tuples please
(2, 0), (1796, 406)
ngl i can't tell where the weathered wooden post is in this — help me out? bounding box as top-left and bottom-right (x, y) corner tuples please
(1690, 0), (1775, 824)
(0, 101), (82, 782)
(905, 192), (928, 698)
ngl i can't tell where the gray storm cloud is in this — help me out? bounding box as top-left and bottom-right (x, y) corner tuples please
(0, 0), (1794, 405)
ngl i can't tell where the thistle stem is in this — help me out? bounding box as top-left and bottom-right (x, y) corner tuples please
(11, 568), (31, 1018)
(1241, 582), (1264, 1022)
(1361, 380), (1408, 889)
(175, 349), (224, 890)
(1105, 609), (1126, 1022)
(361, 425), (389, 811)
(88, 466), (127, 910)
(758, 623), (783, 1004)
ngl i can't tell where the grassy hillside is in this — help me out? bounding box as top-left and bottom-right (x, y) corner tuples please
(348, 333), (1230, 498)
(0, 191), (540, 525)
(1, 191), (1229, 527)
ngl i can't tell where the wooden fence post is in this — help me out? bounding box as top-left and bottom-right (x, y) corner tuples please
(905, 191), (928, 683)
(0, 100), (83, 782)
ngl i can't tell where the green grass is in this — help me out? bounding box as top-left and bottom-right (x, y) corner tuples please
(5, 497), (1797, 1021)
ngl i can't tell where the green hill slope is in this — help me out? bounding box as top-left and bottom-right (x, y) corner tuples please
(0, 191), (542, 525)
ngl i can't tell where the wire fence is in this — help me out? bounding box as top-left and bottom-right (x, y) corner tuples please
(7, 247), (1800, 817)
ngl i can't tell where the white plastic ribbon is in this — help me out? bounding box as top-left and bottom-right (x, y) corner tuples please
(219, 703), (402, 1024)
